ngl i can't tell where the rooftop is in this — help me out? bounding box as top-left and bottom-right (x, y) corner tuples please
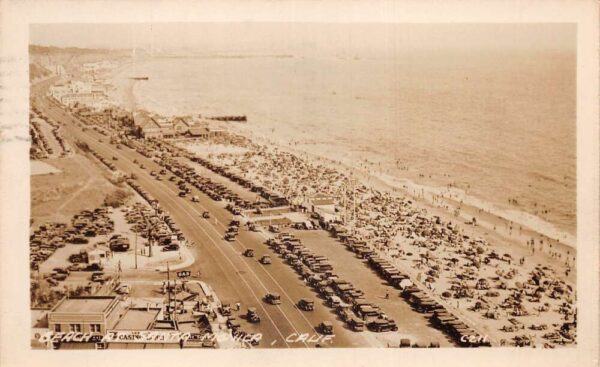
(113, 308), (160, 330)
(52, 296), (118, 314)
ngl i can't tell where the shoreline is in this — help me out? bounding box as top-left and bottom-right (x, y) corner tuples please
(242, 130), (576, 252)
(105, 60), (576, 252)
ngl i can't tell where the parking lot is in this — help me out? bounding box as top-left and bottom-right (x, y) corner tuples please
(287, 228), (455, 346)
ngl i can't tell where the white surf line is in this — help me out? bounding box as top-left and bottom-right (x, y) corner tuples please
(71, 129), (296, 348)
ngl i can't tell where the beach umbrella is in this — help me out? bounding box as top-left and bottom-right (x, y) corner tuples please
(400, 279), (413, 289)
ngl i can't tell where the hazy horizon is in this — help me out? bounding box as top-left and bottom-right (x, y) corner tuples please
(30, 23), (576, 56)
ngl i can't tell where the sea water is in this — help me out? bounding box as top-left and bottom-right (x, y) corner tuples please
(110, 48), (576, 241)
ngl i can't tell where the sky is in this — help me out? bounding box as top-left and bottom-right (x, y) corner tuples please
(30, 23), (576, 56)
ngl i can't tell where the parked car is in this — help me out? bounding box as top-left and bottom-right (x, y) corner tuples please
(202, 211), (210, 219)
(52, 273), (68, 281)
(116, 284), (130, 295)
(367, 319), (398, 332)
(91, 272), (105, 282)
(348, 317), (365, 332)
(163, 244), (180, 251)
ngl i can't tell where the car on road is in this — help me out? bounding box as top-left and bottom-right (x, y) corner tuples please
(202, 211), (210, 219)
(264, 293), (281, 305)
(178, 191), (187, 197)
(318, 321), (334, 335)
(224, 233), (236, 241)
(259, 255), (272, 265)
(191, 196), (200, 202)
(140, 164), (145, 169)
(155, 175), (162, 181)
(298, 298), (314, 311)
(268, 225), (280, 233)
(133, 159), (138, 164)
(243, 249), (254, 257)
(150, 171), (157, 176)
(112, 156), (118, 161)
(246, 307), (260, 323)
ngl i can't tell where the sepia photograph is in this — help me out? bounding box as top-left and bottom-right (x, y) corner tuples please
(0, 1), (598, 367)
(26, 21), (579, 350)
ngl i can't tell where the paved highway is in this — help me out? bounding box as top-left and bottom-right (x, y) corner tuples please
(32, 82), (379, 348)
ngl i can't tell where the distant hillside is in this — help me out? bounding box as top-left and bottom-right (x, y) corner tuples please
(29, 45), (130, 56)
(29, 44), (131, 73)
(29, 63), (52, 82)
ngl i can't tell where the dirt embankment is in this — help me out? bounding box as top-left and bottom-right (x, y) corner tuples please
(30, 153), (123, 228)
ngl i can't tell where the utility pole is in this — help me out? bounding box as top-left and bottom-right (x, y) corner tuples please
(173, 271), (178, 325)
(166, 262), (171, 320)
(134, 231), (138, 269)
(147, 226), (153, 257)
(117, 260), (122, 283)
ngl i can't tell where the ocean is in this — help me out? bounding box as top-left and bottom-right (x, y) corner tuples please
(109, 48), (576, 240)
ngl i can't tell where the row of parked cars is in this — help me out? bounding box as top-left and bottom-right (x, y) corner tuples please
(265, 232), (398, 333)
(88, 147), (117, 171)
(126, 180), (186, 250)
(339, 235), (490, 347)
(30, 222), (68, 271)
(30, 207), (115, 272)
(267, 233), (334, 274)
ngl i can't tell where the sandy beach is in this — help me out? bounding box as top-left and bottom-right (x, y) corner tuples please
(240, 129), (576, 251)
(167, 130), (576, 347)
